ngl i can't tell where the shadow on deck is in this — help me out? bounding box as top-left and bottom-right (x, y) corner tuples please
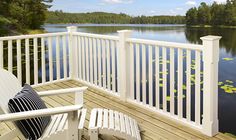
(0, 80), (235, 140)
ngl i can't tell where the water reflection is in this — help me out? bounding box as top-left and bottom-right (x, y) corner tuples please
(185, 27), (236, 56)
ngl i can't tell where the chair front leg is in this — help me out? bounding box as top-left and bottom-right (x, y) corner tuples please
(90, 128), (98, 140)
(67, 110), (79, 140)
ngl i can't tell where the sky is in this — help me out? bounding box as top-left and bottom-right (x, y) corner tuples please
(49, 0), (227, 16)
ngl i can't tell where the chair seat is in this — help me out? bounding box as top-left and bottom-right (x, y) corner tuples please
(89, 108), (141, 140)
(40, 109), (87, 140)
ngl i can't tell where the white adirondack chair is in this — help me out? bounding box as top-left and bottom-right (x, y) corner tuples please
(89, 108), (141, 140)
(0, 69), (88, 140)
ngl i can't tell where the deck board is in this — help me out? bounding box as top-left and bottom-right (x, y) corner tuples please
(0, 80), (235, 140)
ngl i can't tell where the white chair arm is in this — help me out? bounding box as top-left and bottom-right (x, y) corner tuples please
(37, 87), (88, 97)
(0, 105), (82, 122)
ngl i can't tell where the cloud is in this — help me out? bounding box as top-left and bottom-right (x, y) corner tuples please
(170, 10), (177, 15)
(149, 10), (156, 14)
(176, 8), (183, 10)
(98, 2), (106, 5)
(102, 0), (133, 4)
(185, 1), (197, 6)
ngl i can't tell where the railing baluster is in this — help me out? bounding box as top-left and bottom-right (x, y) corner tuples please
(56, 36), (60, 80)
(155, 46), (160, 109)
(93, 38), (97, 85)
(62, 36), (67, 79)
(136, 44), (140, 102)
(186, 50), (191, 121)
(73, 35), (78, 79)
(98, 39), (102, 87)
(89, 38), (93, 84)
(178, 48), (183, 118)
(85, 37), (89, 82)
(25, 39), (30, 84)
(148, 45), (153, 106)
(8, 40), (12, 73)
(142, 44), (146, 104)
(170, 48), (175, 115)
(195, 51), (201, 125)
(107, 40), (111, 90)
(162, 47), (167, 111)
(130, 43), (135, 100)
(41, 38), (46, 83)
(0, 40), (3, 68)
(48, 37), (53, 82)
(17, 39), (22, 84)
(111, 40), (116, 93)
(33, 38), (38, 85)
(102, 39), (106, 88)
(77, 36), (81, 79)
(82, 37), (86, 81)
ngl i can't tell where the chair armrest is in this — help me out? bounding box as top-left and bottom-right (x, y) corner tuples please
(0, 105), (82, 122)
(37, 87), (88, 97)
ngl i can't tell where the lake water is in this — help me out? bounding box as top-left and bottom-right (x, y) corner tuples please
(44, 24), (236, 135)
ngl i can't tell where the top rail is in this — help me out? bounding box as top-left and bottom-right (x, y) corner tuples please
(127, 38), (204, 51)
(72, 32), (119, 40)
(0, 32), (69, 41)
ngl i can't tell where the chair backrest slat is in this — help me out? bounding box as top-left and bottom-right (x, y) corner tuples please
(0, 69), (22, 114)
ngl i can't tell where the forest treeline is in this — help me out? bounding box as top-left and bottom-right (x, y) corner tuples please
(186, 0), (236, 26)
(46, 11), (185, 24)
(0, 0), (52, 34)
(1, 0), (236, 36)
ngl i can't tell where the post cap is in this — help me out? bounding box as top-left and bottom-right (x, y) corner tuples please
(200, 35), (222, 41)
(67, 26), (77, 32)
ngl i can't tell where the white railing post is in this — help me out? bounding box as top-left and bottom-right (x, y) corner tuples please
(67, 26), (78, 79)
(201, 35), (221, 136)
(117, 30), (132, 101)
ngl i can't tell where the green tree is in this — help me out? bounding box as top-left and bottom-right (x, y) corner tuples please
(0, 0), (52, 33)
(46, 11), (185, 24)
(224, 0), (236, 25)
(186, 0), (236, 26)
(210, 2), (225, 25)
(186, 7), (198, 25)
(197, 2), (211, 25)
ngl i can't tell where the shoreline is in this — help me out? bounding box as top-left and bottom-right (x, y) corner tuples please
(44, 23), (236, 29)
(188, 25), (236, 29)
(43, 23), (186, 27)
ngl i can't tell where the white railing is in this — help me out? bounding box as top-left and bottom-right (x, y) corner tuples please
(125, 36), (218, 136)
(69, 28), (120, 96)
(0, 32), (70, 85)
(0, 26), (221, 137)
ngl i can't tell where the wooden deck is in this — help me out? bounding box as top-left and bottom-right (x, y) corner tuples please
(0, 80), (235, 140)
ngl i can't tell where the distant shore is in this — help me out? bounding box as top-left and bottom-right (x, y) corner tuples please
(44, 23), (236, 29)
(188, 25), (236, 29)
(2, 23), (236, 37)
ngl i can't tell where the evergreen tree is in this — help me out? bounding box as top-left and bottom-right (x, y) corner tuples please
(0, 0), (52, 31)
(46, 11), (185, 24)
(211, 2), (225, 25)
(186, 7), (198, 25)
(186, 0), (236, 26)
(197, 2), (211, 25)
